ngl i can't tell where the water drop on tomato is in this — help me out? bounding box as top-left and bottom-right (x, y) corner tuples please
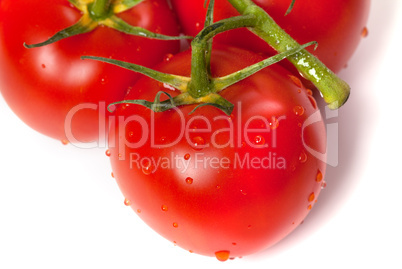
(361, 27), (369, 38)
(192, 136), (205, 149)
(61, 139), (69, 145)
(299, 151), (308, 163)
(185, 177), (193, 184)
(308, 192), (315, 202)
(124, 198), (131, 206)
(293, 105), (305, 116)
(316, 170), (323, 182)
(215, 250), (230, 262)
(253, 135), (265, 146)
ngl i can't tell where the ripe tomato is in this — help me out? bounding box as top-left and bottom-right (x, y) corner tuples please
(108, 45), (327, 259)
(0, 0), (180, 143)
(171, 0), (370, 73)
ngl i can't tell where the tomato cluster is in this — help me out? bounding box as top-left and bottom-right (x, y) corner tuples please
(0, 0), (370, 261)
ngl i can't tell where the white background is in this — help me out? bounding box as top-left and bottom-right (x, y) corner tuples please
(1, 1), (401, 268)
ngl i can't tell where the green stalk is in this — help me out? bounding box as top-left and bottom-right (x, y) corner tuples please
(204, 0), (215, 75)
(188, 42), (212, 98)
(187, 14), (257, 99)
(89, 0), (112, 20)
(226, 0), (350, 109)
(82, 0), (326, 115)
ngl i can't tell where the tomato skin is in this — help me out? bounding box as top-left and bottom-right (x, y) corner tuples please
(171, 0), (371, 73)
(0, 0), (180, 143)
(108, 45), (327, 258)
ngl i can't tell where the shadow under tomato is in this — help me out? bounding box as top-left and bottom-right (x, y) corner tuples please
(249, 0), (397, 260)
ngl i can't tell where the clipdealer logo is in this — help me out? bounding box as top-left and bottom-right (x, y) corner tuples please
(129, 151), (286, 174)
(64, 100), (338, 168)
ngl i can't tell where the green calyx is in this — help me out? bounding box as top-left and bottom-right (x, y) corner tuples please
(82, 0), (315, 116)
(83, 41), (313, 115)
(24, 0), (191, 49)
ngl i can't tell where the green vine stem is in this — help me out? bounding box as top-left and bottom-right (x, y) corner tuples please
(285, 0), (296, 16)
(82, 0), (340, 115)
(226, 0), (350, 109)
(82, 40), (314, 115)
(187, 14), (257, 98)
(89, 0), (112, 20)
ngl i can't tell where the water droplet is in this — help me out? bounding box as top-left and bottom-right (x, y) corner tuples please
(316, 169), (323, 182)
(105, 149), (111, 157)
(289, 75), (303, 88)
(253, 135), (265, 146)
(308, 192), (315, 202)
(308, 95), (317, 109)
(184, 153), (191, 160)
(321, 181), (327, 189)
(157, 25), (166, 34)
(161, 205), (168, 212)
(361, 27), (369, 38)
(185, 177), (193, 184)
(192, 136), (205, 149)
(61, 139), (69, 145)
(124, 198), (131, 206)
(215, 251), (230, 262)
(164, 53), (174, 62)
(142, 165), (153, 175)
(269, 116), (280, 129)
(100, 77), (108, 85)
(121, 103), (130, 110)
(240, 190), (247, 196)
(299, 151), (308, 163)
(173, 222), (179, 228)
(293, 105), (305, 116)
(216, 185), (221, 190)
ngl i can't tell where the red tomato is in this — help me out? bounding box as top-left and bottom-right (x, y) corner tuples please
(171, 0), (370, 73)
(0, 0), (180, 143)
(108, 45), (327, 259)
